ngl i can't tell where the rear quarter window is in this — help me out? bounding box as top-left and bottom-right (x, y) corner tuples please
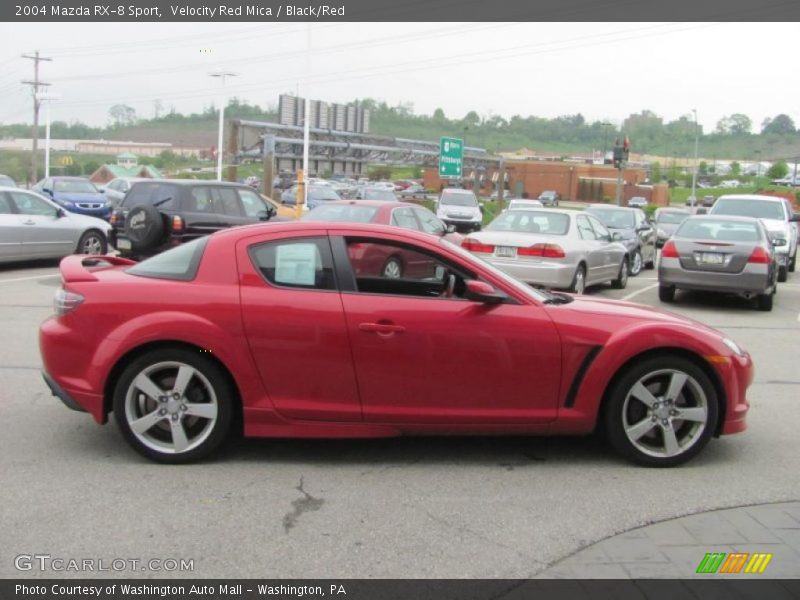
(126, 237), (208, 281)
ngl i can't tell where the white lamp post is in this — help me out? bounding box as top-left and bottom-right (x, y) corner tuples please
(209, 71), (238, 181)
(35, 91), (61, 178)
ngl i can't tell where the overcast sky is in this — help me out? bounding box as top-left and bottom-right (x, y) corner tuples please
(0, 22), (798, 134)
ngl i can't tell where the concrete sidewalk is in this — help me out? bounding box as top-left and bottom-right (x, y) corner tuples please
(537, 501), (800, 578)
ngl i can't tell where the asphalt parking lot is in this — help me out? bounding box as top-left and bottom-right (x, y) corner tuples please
(1, 258), (799, 579)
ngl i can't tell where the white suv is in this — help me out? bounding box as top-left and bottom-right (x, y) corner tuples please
(436, 188), (482, 232)
(710, 194), (799, 281)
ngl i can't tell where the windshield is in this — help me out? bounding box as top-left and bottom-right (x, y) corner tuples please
(53, 179), (99, 194)
(676, 219), (763, 242)
(440, 191), (478, 207)
(585, 208), (635, 228)
(711, 198), (785, 220)
(302, 204), (379, 223)
(657, 212), (689, 225)
(486, 210), (570, 235)
(363, 188), (397, 201)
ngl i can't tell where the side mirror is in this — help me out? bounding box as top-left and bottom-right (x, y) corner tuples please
(791, 213), (800, 222)
(42, 188), (52, 195)
(771, 238), (788, 247)
(611, 232), (623, 242)
(55, 208), (65, 218)
(256, 210), (270, 221)
(445, 224), (456, 234)
(464, 279), (506, 304)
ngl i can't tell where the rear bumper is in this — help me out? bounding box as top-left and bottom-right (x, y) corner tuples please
(659, 259), (772, 295)
(483, 256), (575, 289)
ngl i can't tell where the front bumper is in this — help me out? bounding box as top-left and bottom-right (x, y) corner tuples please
(42, 371), (86, 413)
(718, 352), (753, 435)
(62, 205), (112, 220)
(441, 218), (481, 231)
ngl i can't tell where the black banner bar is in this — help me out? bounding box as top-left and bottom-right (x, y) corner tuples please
(4, 0), (800, 22)
(3, 580), (800, 600)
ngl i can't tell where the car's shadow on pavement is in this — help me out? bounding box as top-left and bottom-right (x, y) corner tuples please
(667, 289), (766, 314)
(0, 258), (61, 273)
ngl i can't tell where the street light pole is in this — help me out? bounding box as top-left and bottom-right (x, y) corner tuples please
(690, 109), (699, 208)
(209, 71), (238, 181)
(36, 91), (61, 178)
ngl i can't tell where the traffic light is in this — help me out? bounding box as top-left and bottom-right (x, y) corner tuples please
(613, 146), (623, 169)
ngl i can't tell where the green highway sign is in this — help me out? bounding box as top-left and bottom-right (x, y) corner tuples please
(439, 137), (463, 177)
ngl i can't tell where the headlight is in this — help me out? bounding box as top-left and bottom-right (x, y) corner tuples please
(722, 337), (744, 356)
(58, 199), (74, 207)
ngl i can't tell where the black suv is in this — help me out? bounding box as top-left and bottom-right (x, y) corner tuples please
(110, 180), (279, 258)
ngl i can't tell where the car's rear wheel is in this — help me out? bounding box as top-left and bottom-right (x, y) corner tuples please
(113, 348), (233, 463)
(76, 230), (107, 255)
(611, 258), (629, 289)
(605, 356), (718, 467)
(788, 251), (795, 272)
(778, 265), (788, 283)
(382, 257), (403, 279)
(658, 284), (675, 303)
(570, 264), (586, 294)
(630, 249), (643, 276)
(756, 290), (774, 311)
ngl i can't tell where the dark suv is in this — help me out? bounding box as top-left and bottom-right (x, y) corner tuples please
(110, 180), (279, 258)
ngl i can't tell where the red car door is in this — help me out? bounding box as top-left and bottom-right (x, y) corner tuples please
(237, 232), (361, 421)
(333, 233), (562, 424)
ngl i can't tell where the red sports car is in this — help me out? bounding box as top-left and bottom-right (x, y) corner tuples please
(39, 222), (752, 466)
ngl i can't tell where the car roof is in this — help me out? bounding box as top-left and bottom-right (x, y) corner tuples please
(213, 219), (440, 244)
(50, 176), (91, 180)
(131, 179), (248, 188)
(684, 214), (763, 224)
(586, 204), (637, 211)
(716, 194), (783, 203)
(441, 188), (474, 193)
(326, 200), (408, 209)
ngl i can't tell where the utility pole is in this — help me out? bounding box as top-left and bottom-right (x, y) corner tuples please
(262, 134), (276, 199)
(690, 109), (699, 208)
(22, 50), (52, 186)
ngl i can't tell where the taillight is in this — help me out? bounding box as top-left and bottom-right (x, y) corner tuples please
(462, 238), (495, 253)
(661, 241), (679, 258)
(518, 243), (566, 258)
(748, 246), (771, 264)
(172, 215), (184, 232)
(54, 287), (84, 316)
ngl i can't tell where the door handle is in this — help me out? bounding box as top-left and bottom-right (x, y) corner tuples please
(23, 220), (36, 225)
(358, 322), (406, 335)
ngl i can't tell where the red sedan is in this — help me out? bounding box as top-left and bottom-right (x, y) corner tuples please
(303, 200), (463, 278)
(40, 222), (752, 466)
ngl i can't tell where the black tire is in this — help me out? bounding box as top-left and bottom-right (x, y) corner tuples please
(570, 264), (586, 294)
(756, 291), (774, 311)
(381, 257), (403, 279)
(125, 204), (165, 252)
(629, 249), (643, 276)
(604, 355), (718, 467)
(645, 246), (656, 270)
(113, 348), (234, 464)
(611, 258), (629, 289)
(778, 265), (787, 283)
(789, 252), (796, 273)
(658, 284), (675, 303)
(76, 229), (107, 255)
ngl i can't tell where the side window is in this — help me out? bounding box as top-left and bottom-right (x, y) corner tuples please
(213, 187), (243, 217)
(239, 189), (267, 218)
(0, 193), (13, 214)
(589, 216), (611, 241)
(576, 215), (597, 240)
(343, 237), (474, 299)
(249, 237), (335, 291)
(414, 208), (446, 235)
(390, 207), (421, 231)
(9, 192), (57, 216)
(187, 187), (215, 213)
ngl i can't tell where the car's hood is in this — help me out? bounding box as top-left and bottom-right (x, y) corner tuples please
(546, 294), (719, 336)
(658, 223), (680, 234)
(53, 192), (106, 202)
(760, 219), (790, 235)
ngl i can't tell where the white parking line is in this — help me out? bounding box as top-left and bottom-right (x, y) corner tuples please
(0, 273), (59, 284)
(621, 282), (659, 302)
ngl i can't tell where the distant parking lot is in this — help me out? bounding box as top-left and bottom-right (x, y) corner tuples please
(1, 256), (799, 578)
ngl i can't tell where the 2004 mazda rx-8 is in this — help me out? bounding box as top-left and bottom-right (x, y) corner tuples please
(39, 222), (752, 466)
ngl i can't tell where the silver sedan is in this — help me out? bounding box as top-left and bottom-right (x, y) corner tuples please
(658, 215), (778, 311)
(461, 208), (629, 293)
(0, 187), (111, 264)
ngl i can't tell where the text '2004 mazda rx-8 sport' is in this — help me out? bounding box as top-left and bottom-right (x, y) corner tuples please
(39, 222), (752, 466)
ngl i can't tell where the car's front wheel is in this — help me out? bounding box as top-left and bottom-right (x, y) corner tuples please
(629, 249), (643, 276)
(113, 348), (234, 463)
(611, 258), (628, 289)
(604, 355), (718, 467)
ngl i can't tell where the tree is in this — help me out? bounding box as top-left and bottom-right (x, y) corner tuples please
(730, 161), (741, 177)
(432, 108), (445, 120)
(651, 161), (662, 182)
(767, 160), (789, 179)
(715, 114), (752, 135)
(108, 104), (136, 127)
(698, 161), (708, 176)
(761, 114), (796, 135)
